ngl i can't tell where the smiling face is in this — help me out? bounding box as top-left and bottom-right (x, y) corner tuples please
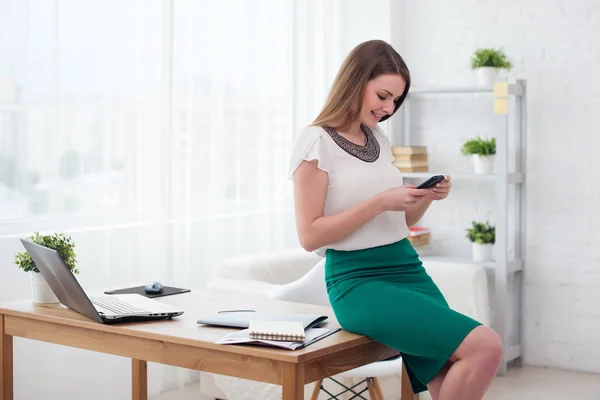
(360, 73), (407, 128)
(312, 40), (411, 130)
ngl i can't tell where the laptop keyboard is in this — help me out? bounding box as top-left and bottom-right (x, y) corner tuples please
(90, 295), (151, 315)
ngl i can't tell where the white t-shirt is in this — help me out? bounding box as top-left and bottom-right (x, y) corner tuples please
(288, 124), (410, 255)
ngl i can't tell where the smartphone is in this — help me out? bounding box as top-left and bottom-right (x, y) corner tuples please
(416, 175), (445, 189)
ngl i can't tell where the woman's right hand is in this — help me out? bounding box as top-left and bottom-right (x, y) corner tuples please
(379, 185), (430, 211)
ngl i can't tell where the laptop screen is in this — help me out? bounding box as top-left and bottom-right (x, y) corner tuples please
(20, 239), (103, 323)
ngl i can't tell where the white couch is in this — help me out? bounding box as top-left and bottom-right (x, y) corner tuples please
(199, 248), (491, 400)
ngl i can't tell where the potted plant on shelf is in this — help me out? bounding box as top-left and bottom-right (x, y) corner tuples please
(470, 47), (513, 85)
(465, 221), (495, 261)
(14, 232), (79, 304)
(461, 136), (496, 174)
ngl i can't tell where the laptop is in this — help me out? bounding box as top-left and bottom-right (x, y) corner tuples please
(20, 239), (184, 324)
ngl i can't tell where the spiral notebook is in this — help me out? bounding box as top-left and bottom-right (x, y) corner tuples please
(216, 326), (341, 350)
(248, 320), (306, 342)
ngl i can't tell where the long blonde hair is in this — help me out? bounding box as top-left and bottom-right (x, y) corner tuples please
(312, 40), (410, 130)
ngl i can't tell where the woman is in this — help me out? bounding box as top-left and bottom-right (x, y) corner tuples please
(289, 40), (502, 400)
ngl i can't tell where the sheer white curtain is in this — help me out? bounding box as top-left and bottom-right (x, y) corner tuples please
(0, 0), (343, 398)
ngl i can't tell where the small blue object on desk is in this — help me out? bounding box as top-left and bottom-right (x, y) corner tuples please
(145, 282), (164, 295)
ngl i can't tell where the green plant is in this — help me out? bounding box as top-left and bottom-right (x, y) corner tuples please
(470, 48), (513, 70)
(461, 136), (496, 156)
(465, 221), (495, 244)
(14, 232), (79, 274)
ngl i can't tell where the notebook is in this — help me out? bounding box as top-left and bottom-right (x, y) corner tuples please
(216, 327), (341, 350)
(197, 310), (328, 330)
(248, 320), (306, 342)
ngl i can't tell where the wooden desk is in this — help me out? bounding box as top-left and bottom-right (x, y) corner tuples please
(0, 289), (403, 400)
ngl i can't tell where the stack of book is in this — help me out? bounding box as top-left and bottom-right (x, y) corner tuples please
(408, 226), (431, 247)
(391, 146), (428, 172)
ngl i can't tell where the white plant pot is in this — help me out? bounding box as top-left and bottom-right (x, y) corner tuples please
(31, 271), (59, 304)
(472, 243), (492, 262)
(472, 154), (494, 174)
(476, 67), (499, 86)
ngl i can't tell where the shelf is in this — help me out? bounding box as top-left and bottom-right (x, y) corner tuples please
(402, 172), (494, 180)
(409, 85), (494, 94)
(401, 172), (524, 183)
(409, 82), (524, 96)
(506, 345), (522, 363)
(420, 255), (523, 273)
(400, 78), (527, 374)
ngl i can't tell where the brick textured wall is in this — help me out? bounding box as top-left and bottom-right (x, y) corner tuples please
(392, 0), (600, 373)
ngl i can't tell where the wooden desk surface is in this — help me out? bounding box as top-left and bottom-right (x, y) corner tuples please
(0, 288), (410, 400)
(0, 289), (378, 364)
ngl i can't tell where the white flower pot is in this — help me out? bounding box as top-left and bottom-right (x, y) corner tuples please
(472, 154), (494, 174)
(31, 271), (59, 304)
(476, 67), (499, 86)
(472, 243), (492, 262)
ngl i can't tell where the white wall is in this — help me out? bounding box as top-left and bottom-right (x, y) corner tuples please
(339, 0), (391, 54)
(392, 0), (600, 373)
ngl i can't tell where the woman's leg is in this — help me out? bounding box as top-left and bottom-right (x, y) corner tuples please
(436, 325), (503, 400)
(426, 362), (452, 400)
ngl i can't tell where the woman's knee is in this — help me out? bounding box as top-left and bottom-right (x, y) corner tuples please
(451, 325), (503, 366)
(483, 328), (504, 367)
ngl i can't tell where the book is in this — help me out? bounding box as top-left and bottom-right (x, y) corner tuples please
(216, 327), (342, 351)
(391, 146), (427, 156)
(408, 226), (431, 247)
(398, 166), (429, 172)
(248, 320), (306, 342)
(408, 234), (430, 246)
(409, 226), (431, 236)
(393, 160), (429, 168)
(392, 154), (428, 162)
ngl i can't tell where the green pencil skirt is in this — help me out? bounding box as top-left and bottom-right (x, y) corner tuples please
(325, 238), (481, 394)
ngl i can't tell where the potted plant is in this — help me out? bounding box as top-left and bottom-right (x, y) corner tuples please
(465, 221), (495, 261)
(470, 47), (513, 85)
(14, 232), (79, 304)
(461, 136), (496, 174)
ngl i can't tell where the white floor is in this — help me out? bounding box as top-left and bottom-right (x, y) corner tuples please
(484, 365), (600, 400)
(153, 365), (600, 400)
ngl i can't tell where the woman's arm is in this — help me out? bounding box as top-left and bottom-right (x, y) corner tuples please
(404, 175), (452, 227)
(293, 160), (429, 252)
(404, 197), (433, 228)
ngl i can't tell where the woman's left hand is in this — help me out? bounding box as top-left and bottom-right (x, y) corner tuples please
(428, 175), (451, 200)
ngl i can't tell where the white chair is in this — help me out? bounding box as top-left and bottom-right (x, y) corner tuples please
(268, 259), (417, 400)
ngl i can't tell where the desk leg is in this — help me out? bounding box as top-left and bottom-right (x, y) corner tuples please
(132, 359), (147, 400)
(282, 363), (304, 400)
(0, 314), (13, 400)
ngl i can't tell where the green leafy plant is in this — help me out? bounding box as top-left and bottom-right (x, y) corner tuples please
(470, 48), (513, 70)
(461, 136), (496, 156)
(14, 232), (79, 274)
(465, 221), (495, 244)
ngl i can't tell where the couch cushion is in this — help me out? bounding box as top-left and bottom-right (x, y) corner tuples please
(422, 259), (491, 325)
(205, 278), (277, 297)
(215, 248), (322, 285)
(267, 259), (330, 307)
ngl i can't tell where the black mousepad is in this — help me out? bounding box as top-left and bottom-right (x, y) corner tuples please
(104, 285), (190, 299)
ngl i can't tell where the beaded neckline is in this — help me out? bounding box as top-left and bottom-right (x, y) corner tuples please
(323, 124), (380, 162)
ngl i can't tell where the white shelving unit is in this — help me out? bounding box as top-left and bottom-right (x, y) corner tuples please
(396, 79), (527, 375)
